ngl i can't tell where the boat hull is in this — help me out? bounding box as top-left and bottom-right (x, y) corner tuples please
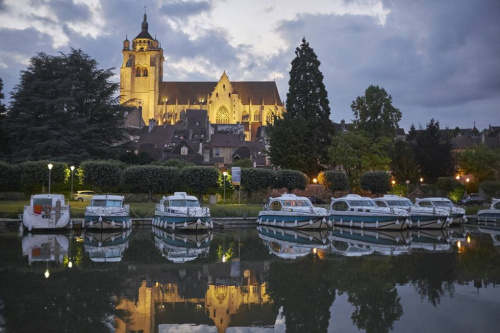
(257, 213), (328, 229)
(408, 214), (451, 229)
(153, 214), (213, 231)
(22, 209), (70, 231)
(329, 213), (408, 230)
(83, 214), (132, 230)
(477, 211), (500, 223)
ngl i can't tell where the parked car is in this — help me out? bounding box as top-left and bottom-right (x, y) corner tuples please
(458, 193), (485, 206)
(74, 190), (96, 202)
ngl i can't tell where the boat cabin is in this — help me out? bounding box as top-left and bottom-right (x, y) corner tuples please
(163, 192), (201, 208)
(268, 194), (313, 211)
(374, 195), (413, 208)
(90, 195), (125, 207)
(416, 198), (454, 208)
(330, 195), (377, 211)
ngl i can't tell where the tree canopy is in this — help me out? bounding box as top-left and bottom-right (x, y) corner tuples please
(414, 119), (456, 183)
(4, 49), (129, 164)
(351, 85), (402, 139)
(458, 144), (500, 183)
(267, 38), (334, 177)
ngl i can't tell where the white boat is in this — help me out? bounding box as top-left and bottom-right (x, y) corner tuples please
(414, 197), (467, 224)
(374, 194), (452, 229)
(83, 195), (132, 230)
(477, 198), (500, 223)
(152, 227), (212, 263)
(328, 194), (409, 230)
(257, 225), (330, 259)
(83, 229), (132, 262)
(153, 192), (212, 230)
(329, 226), (410, 256)
(22, 194), (70, 231)
(257, 193), (328, 229)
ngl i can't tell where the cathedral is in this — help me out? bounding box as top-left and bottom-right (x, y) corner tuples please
(120, 14), (286, 141)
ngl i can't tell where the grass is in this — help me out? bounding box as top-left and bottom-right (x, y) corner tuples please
(0, 200), (263, 219)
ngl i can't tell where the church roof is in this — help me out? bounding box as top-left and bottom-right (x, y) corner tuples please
(159, 81), (283, 106)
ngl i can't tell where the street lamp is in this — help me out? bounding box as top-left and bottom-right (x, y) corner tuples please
(70, 166), (75, 200)
(406, 180), (410, 197)
(419, 177), (424, 184)
(48, 163), (53, 194)
(223, 172), (227, 204)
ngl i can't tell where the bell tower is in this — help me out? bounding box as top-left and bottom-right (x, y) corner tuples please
(120, 12), (163, 124)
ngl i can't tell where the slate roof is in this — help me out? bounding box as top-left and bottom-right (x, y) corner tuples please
(159, 81), (283, 106)
(210, 134), (245, 147)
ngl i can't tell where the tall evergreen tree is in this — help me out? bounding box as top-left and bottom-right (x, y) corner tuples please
(0, 78), (7, 157)
(414, 119), (456, 183)
(351, 85), (402, 140)
(4, 49), (128, 163)
(267, 38), (334, 177)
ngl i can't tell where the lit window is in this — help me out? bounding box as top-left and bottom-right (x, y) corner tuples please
(181, 147), (188, 155)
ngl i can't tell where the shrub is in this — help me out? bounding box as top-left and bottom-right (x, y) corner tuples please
(178, 166), (219, 202)
(324, 170), (349, 192)
(122, 165), (178, 195)
(274, 169), (308, 192)
(360, 171), (391, 195)
(18, 160), (68, 193)
(436, 177), (465, 201)
(0, 162), (19, 191)
(79, 160), (124, 192)
(480, 181), (500, 199)
(241, 168), (276, 198)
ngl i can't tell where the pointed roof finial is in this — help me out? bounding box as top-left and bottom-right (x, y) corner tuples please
(142, 7), (148, 33)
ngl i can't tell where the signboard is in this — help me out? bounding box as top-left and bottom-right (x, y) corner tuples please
(231, 167), (241, 186)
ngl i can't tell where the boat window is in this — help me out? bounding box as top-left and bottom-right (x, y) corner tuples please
(348, 200), (375, 207)
(494, 202), (500, 209)
(270, 201), (282, 211)
(169, 200), (200, 207)
(33, 198), (52, 206)
(91, 200), (122, 207)
(419, 201), (431, 207)
(375, 201), (387, 207)
(433, 201), (453, 208)
(387, 200), (411, 207)
(332, 201), (348, 211)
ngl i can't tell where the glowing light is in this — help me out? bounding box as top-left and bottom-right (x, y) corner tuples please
(391, 180), (396, 185)
(420, 177), (424, 183)
(44, 269), (50, 278)
(457, 241), (461, 250)
(313, 248), (317, 254)
(313, 178), (318, 184)
(222, 255), (227, 263)
(456, 175), (460, 180)
(48, 163), (53, 170)
(68, 261), (73, 268)
(467, 236), (471, 243)
(466, 178), (470, 183)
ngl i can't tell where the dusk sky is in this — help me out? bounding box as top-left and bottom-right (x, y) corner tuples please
(0, 0), (499, 131)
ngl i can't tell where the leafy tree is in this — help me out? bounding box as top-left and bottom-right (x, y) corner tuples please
(4, 49), (128, 164)
(390, 140), (420, 183)
(178, 166), (219, 202)
(324, 170), (349, 192)
(79, 160), (124, 192)
(480, 181), (500, 199)
(329, 131), (391, 189)
(407, 123), (417, 141)
(0, 78), (8, 157)
(122, 165), (178, 197)
(360, 171), (391, 195)
(152, 159), (195, 168)
(231, 158), (253, 168)
(351, 85), (402, 139)
(267, 38), (334, 177)
(458, 144), (499, 183)
(274, 169), (308, 192)
(241, 168), (276, 199)
(414, 119), (456, 183)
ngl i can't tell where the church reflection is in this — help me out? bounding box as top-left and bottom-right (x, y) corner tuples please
(115, 261), (275, 333)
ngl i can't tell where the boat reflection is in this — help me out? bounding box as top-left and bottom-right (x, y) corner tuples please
(408, 229), (452, 252)
(83, 229), (131, 262)
(153, 227), (212, 263)
(257, 225), (330, 259)
(329, 226), (410, 256)
(22, 233), (69, 265)
(477, 221), (500, 246)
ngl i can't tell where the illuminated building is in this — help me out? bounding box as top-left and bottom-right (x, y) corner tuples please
(120, 14), (286, 141)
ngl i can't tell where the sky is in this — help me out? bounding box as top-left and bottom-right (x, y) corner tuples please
(0, 0), (499, 132)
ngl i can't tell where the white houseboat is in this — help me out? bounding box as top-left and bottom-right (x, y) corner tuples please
(22, 194), (70, 231)
(83, 195), (132, 230)
(153, 192), (212, 230)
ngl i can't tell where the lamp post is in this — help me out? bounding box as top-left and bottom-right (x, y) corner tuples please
(406, 180), (410, 197)
(48, 163), (53, 194)
(223, 172), (227, 204)
(70, 166), (75, 200)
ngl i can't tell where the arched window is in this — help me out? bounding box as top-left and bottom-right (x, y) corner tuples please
(253, 111), (260, 122)
(216, 106), (230, 124)
(135, 67), (141, 77)
(266, 111), (274, 125)
(143, 67), (148, 77)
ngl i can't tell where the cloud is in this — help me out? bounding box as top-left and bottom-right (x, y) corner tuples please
(159, 0), (212, 18)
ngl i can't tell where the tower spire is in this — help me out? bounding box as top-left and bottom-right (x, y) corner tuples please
(142, 7), (148, 33)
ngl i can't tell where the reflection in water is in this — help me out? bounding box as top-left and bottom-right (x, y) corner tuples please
(257, 226), (330, 259)
(152, 227), (212, 263)
(0, 228), (500, 332)
(22, 233), (69, 265)
(330, 227), (410, 256)
(83, 229), (132, 262)
(477, 221), (500, 246)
